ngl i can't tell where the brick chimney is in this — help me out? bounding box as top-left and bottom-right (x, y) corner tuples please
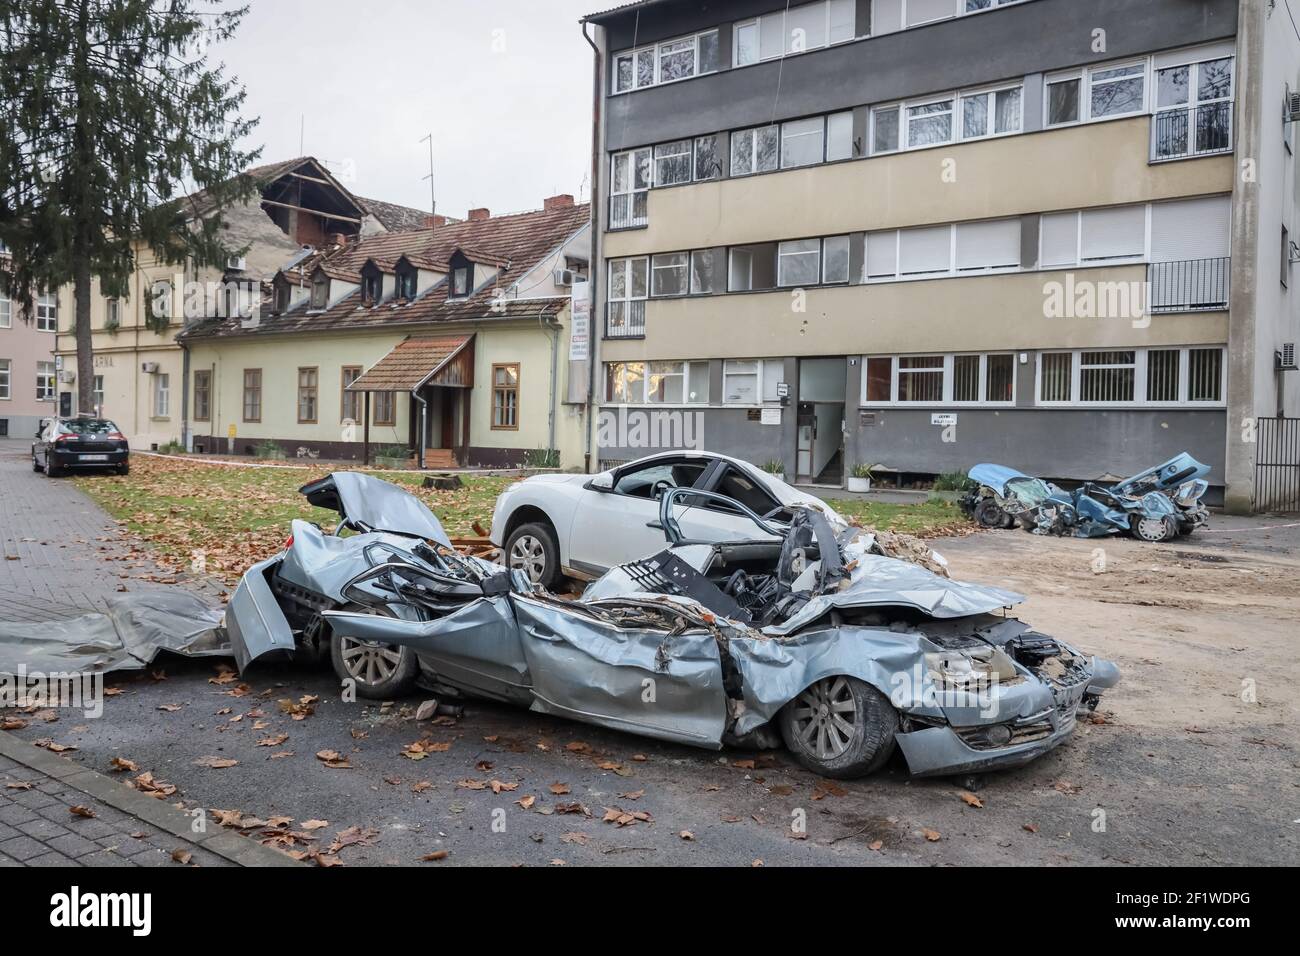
(468, 207), (491, 222)
(423, 214), (447, 228)
(543, 194), (575, 212)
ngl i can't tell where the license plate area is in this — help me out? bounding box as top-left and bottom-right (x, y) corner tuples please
(79, 454), (109, 461)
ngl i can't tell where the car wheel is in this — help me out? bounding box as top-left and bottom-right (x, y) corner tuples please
(329, 630), (419, 700)
(778, 675), (898, 779)
(45, 454), (63, 478)
(32, 452), (43, 473)
(505, 522), (560, 589)
(1131, 514), (1177, 543)
(117, 462), (130, 476)
(973, 498), (1007, 529)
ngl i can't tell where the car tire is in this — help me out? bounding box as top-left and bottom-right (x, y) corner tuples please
(329, 627), (419, 700)
(1131, 514), (1177, 543)
(505, 521), (561, 589)
(973, 498), (1007, 529)
(117, 462), (130, 476)
(32, 452), (42, 473)
(778, 675), (898, 780)
(45, 454), (63, 478)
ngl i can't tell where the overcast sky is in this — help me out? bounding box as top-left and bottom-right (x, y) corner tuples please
(215, 0), (598, 218)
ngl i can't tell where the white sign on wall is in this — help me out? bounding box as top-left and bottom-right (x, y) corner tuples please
(569, 280), (590, 362)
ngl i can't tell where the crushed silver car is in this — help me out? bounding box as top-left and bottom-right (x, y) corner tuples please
(229, 472), (1119, 779)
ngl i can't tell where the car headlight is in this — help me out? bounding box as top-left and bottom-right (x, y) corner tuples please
(925, 648), (1018, 690)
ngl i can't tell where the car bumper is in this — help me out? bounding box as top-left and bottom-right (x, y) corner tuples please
(50, 449), (129, 468)
(895, 715), (1080, 777)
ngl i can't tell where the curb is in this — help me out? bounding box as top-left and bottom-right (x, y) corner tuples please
(0, 731), (302, 867)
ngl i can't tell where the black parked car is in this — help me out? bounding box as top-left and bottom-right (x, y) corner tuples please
(32, 417), (130, 477)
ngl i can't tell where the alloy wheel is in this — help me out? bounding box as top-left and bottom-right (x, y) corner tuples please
(789, 676), (858, 760)
(509, 534), (548, 583)
(337, 637), (403, 685)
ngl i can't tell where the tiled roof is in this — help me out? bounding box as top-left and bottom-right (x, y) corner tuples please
(348, 336), (471, 392)
(357, 196), (440, 233)
(179, 201), (589, 342)
(582, 0), (669, 23)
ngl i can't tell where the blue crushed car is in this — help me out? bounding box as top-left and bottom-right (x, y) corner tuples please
(962, 454), (1211, 542)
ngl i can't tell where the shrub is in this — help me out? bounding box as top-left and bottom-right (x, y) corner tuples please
(522, 448), (560, 469)
(933, 471), (976, 492)
(254, 439), (285, 460)
(760, 459), (785, 474)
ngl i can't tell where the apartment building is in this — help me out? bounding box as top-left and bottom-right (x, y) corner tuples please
(177, 197), (591, 468)
(0, 242), (58, 439)
(50, 157), (430, 450)
(581, 0), (1300, 510)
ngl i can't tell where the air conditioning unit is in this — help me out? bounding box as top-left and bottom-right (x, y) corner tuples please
(141, 361), (159, 374)
(1278, 343), (1298, 371)
(227, 256), (247, 271)
(1289, 91), (1300, 123)
(553, 268), (576, 287)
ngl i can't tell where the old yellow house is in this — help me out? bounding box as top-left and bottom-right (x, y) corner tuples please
(178, 197), (592, 468)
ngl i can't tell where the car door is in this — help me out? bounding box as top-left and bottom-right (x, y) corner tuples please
(672, 462), (785, 543)
(566, 456), (711, 573)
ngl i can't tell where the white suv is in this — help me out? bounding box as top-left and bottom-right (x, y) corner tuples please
(490, 451), (836, 587)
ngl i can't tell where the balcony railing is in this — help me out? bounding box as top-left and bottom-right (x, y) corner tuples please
(605, 300), (646, 338)
(1150, 102), (1233, 162)
(609, 191), (648, 230)
(1148, 257), (1230, 313)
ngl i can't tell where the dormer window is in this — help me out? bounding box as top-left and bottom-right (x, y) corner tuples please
(310, 274), (329, 309)
(274, 281), (291, 314)
(452, 267), (469, 297)
(361, 267), (383, 305)
(396, 266), (417, 300)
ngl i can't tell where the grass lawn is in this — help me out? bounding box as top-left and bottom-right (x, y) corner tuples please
(73, 454), (516, 586)
(74, 454), (972, 587)
(824, 496), (972, 537)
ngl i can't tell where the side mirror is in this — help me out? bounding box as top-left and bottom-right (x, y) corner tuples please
(587, 470), (614, 492)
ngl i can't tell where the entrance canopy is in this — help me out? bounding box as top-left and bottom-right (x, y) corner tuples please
(348, 335), (474, 393)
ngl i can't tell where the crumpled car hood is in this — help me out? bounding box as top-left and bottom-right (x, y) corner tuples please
(300, 472), (451, 545)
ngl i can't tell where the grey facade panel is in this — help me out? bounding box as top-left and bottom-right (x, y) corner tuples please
(603, 0), (1237, 151)
(847, 407), (1228, 485)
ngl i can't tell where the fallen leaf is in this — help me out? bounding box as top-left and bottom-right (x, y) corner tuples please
(619, 789), (645, 801)
(517, 795), (537, 810)
(411, 781), (433, 793)
(958, 791), (984, 809)
(549, 783), (571, 795)
(257, 734), (290, 747)
(869, 840), (884, 851)
(420, 850), (449, 862)
(171, 848), (192, 864)
(1023, 823), (1039, 833)
(193, 756), (238, 769)
(5, 782), (34, 791)
(109, 757), (139, 773)
(490, 779), (519, 794)
(679, 830), (694, 841)
(921, 828), (942, 842)
(561, 831), (589, 846)
(70, 805), (97, 819)
(156, 703), (183, 712)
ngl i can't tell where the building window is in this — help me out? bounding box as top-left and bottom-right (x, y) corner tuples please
(1037, 347), (1224, 405)
(274, 282), (291, 313)
(782, 117), (826, 168)
(654, 140), (693, 186)
(690, 250), (717, 294)
(694, 135), (723, 180)
(341, 366), (362, 422)
(492, 364), (519, 429)
(105, 298), (120, 329)
(1284, 225), (1292, 288)
(822, 235), (851, 283)
(297, 367), (318, 423)
(310, 275), (329, 310)
(608, 257), (648, 334)
(733, 0), (855, 66)
(362, 271), (383, 304)
(872, 106), (901, 153)
(0, 294), (10, 329)
(374, 391), (396, 426)
(194, 370), (211, 421)
(1153, 56), (1234, 159)
(1040, 205), (1146, 267)
(1046, 60), (1147, 127)
(613, 28), (719, 94)
(606, 360), (712, 406)
(0, 359), (10, 400)
(150, 280), (172, 323)
(451, 266), (470, 298)
(605, 361), (645, 404)
(396, 266), (417, 300)
(960, 85), (1022, 138)
(153, 373), (170, 418)
(651, 252), (689, 297)
(36, 361), (56, 402)
(92, 375), (104, 414)
(907, 98), (954, 147)
(866, 219), (1021, 281)
(777, 239), (822, 286)
(610, 148), (651, 228)
(862, 353), (1016, 405)
(730, 125), (780, 176)
(242, 368), (262, 422)
(728, 243), (778, 292)
(36, 292), (58, 331)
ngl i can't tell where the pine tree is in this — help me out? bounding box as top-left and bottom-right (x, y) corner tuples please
(0, 0), (260, 413)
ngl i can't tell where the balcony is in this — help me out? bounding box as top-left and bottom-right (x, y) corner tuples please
(608, 191), (647, 230)
(605, 300), (646, 338)
(1147, 257), (1230, 313)
(1150, 102), (1233, 163)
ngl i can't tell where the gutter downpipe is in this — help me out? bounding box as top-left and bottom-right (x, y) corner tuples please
(582, 20), (602, 475)
(413, 389), (428, 470)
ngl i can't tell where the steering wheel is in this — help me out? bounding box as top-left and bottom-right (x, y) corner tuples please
(651, 479), (674, 499)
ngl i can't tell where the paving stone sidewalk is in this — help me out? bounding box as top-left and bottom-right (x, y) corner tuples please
(0, 440), (297, 867)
